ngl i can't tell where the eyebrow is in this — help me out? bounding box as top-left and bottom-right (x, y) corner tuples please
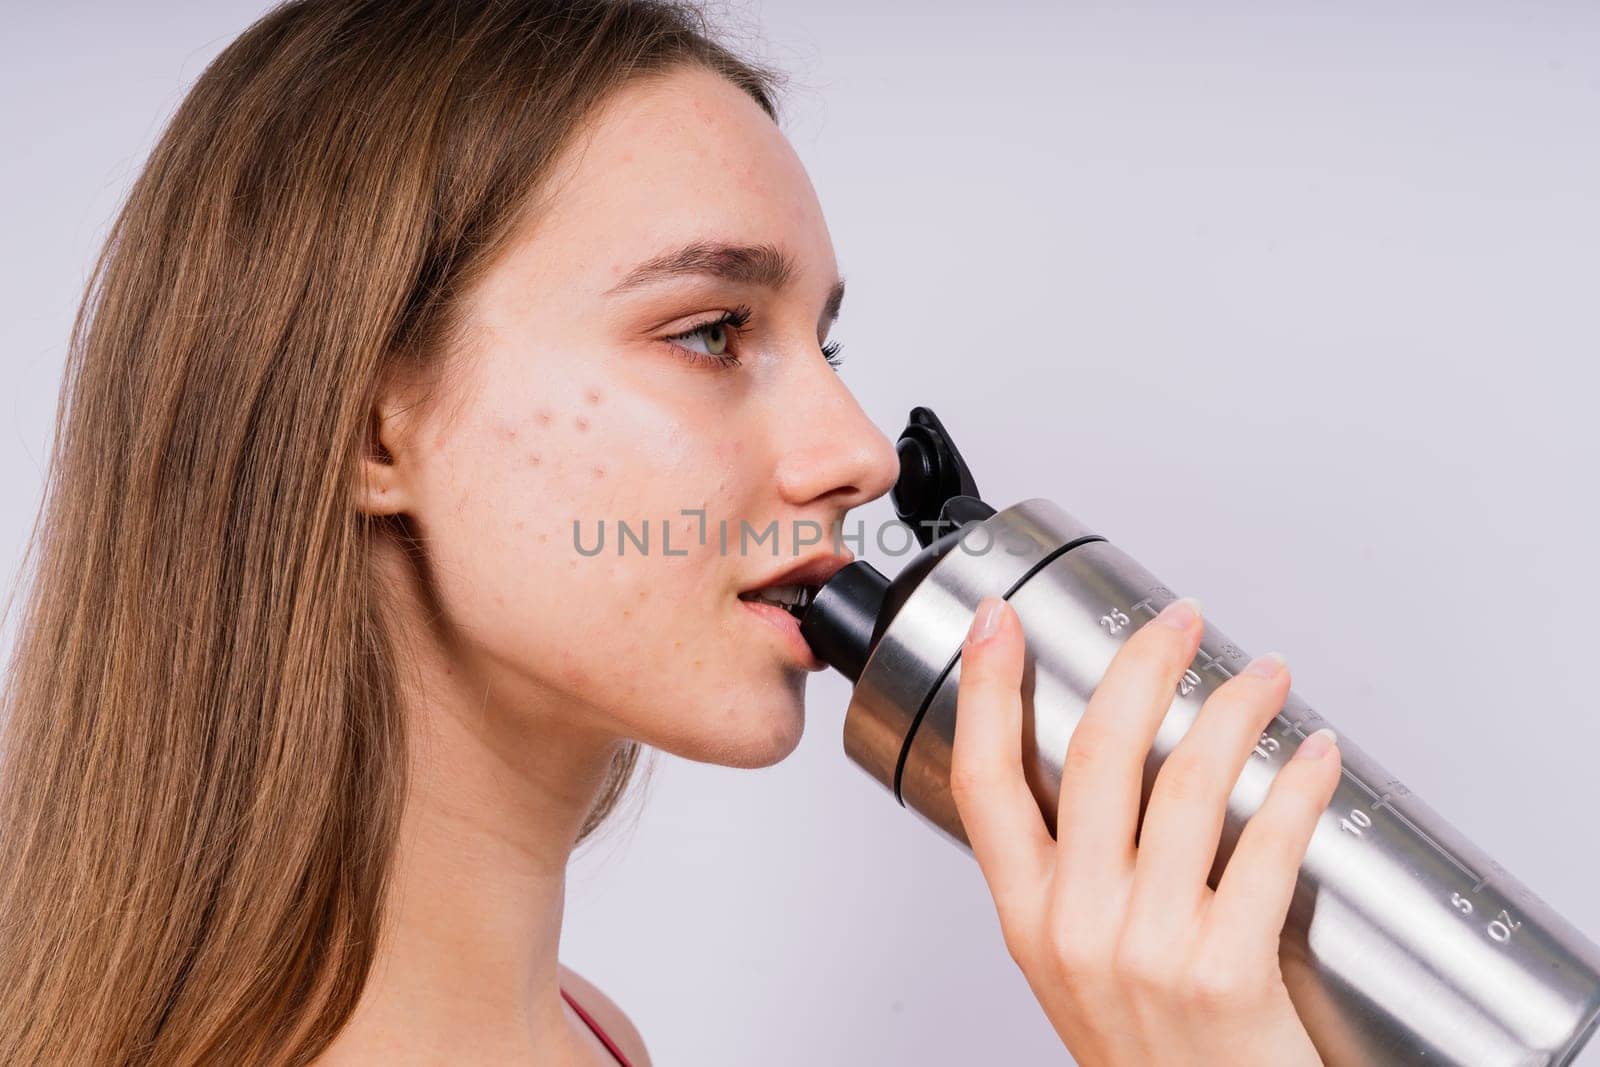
(605, 240), (846, 324)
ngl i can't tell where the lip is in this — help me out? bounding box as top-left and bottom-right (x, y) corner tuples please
(736, 550), (855, 672)
(737, 550), (856, 599)
(740, 597), (827, 671)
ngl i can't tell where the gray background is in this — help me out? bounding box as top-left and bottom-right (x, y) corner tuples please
(4, 2), (1597, 1064)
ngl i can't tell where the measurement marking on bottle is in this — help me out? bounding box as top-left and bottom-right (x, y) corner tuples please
(1099, 606), (1132, 634)
(1129, 599), (1245, 693)
(1111, 595), (1513, 917)
(1197, 647), (1235, 683)
(1449, 893), (1522, 943)
(1342, 774), (1484, 886)
(1130, 597), (1158, 620)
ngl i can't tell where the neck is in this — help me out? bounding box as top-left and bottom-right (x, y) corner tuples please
(323, 539), (623, 1063)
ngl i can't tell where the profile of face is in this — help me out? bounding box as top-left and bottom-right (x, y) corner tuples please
(364, 65), (900, 771)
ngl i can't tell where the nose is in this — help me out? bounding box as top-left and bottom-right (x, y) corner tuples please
(773, 364), (900, 515)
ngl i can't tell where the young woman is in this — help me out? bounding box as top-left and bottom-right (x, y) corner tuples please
(0, 1), (1343, 1063)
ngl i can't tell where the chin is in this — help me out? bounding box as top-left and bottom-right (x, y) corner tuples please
(668, 684), (807, 769)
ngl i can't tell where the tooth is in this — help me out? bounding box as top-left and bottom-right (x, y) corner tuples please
(740, 583), (818, 609)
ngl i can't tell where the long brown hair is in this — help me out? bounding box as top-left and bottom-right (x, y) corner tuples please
(0, 3), (780, 1062)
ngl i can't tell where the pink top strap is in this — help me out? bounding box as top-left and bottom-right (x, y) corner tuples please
(559, 985), (634, 1067)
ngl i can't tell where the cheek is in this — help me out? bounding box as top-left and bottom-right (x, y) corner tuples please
(466, 376), (707, 520)
(414, 381), (744, 696)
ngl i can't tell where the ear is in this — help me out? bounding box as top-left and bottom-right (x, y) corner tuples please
(356, 379), (426, 517)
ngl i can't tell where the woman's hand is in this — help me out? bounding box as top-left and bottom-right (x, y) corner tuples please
(949, 595), (1341, 1066)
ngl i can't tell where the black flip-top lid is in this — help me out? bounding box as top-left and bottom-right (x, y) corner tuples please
(894, 407), (988, 549)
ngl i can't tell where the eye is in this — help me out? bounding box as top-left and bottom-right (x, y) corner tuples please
(663, 305), (752, 369)
(821, 339), (844, 370)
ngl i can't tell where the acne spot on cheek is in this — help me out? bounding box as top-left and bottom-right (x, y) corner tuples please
(514, 520), (525, 531)
(536, 410), (553, 426)
(585, 387), (603, 405)
(593, 465), (606, 479)
(557, 648), (584, 688)
(528, 453), (542, 466)
(575, 415), (590, 431)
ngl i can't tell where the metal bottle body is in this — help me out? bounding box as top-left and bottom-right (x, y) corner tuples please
(842, 499), (1600, 1066)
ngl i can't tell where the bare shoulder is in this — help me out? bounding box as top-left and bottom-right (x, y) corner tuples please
(559, 961), (653, 1067)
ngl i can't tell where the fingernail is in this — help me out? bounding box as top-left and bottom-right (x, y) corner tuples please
(1155, 596), (1202, 630)
(1244, 651), (1288, 678)
(969, 597), (1004, 643)
(1294, 727), (1337, 760)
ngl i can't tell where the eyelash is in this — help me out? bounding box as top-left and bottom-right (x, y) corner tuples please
(663, 305), (846, 371)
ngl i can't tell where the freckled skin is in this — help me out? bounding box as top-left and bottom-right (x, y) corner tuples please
(374, 67), (899, 769)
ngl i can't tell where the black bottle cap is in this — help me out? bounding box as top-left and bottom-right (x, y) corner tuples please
(787, 560), (888, 684)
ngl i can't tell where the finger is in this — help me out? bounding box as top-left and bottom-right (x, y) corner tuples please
(951, 596), (1053, 914)
(1203, 726), (1342, 962)
(1055, 596), (1205, 880)
(1125, 651), (1295, 940)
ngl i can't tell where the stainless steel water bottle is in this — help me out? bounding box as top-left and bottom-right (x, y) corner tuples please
(790, 407), (1600, 1066)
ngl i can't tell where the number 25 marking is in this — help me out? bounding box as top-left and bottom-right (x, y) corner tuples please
(1100, 608), (1131, 634)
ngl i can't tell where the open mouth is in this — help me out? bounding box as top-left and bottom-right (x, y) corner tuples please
(734, 550), (851, 628)
(736, 583), (816, 616)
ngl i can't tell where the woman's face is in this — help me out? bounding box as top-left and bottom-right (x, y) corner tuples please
(382, 65), (899, 769)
